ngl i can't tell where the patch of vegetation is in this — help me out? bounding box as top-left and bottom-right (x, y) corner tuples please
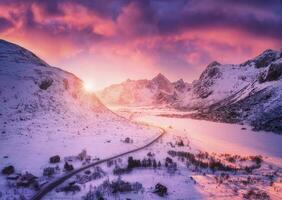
(113, 156), (161, 175)
(168, 150), (262, 173)
(243, 189), (270, 200)
(83, 177), (143, 199)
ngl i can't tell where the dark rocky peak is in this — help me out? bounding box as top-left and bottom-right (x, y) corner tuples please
(242, 49), (282, 68)
(173, 79), (187, 92)
(151, 73), (173, 93)
(255, 49), (282, 67)
(199, 61), (221, 80)
(260, 62), (282, 83)
(0, 39), (48, 67)
(174, 78), (185, 85)
(152, 73), (170, 83)
(206, 61), (221, 69)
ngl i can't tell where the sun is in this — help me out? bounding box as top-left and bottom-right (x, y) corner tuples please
(83, 80), (95, 92)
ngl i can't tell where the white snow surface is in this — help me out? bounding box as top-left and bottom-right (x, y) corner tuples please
(0, 40), (159, 199)
(1, 40), (282, 200)
(112, 106), (282, 161)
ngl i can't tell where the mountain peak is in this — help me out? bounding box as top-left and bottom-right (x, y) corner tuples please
(207, 61), (221, 68)
(261, 49), (277, 54)
(252, 49), (282, 68)
(175, 78), (184, 84)
(151, 73), (173, 93)
(152, 73), (169, 82)
(0, 39), (48, 67)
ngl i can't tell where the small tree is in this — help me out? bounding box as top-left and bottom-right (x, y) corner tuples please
(153, 159), (157, 168)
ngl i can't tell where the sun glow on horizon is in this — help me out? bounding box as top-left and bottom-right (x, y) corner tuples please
(83, 80), (96, 93)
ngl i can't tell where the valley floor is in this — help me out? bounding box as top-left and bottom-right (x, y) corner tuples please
(1, 106), (282, 199)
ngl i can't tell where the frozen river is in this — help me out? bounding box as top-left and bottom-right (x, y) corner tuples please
(112, 106), (282, 162)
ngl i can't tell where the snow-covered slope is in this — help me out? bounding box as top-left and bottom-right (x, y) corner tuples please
(98, 73), (190, 106)
(178, 49), (282, 109)
(0, 40), (109, 119)
(99, 49), (282, 133)
(178, 49), (282, 133)
(0, 40), (159, 199)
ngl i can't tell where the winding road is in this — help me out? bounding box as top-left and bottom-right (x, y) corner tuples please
(30, 128), (166, 200)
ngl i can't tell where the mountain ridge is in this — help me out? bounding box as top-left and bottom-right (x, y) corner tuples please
(99, 48), (282, 134)
(0, 39), (144, 140)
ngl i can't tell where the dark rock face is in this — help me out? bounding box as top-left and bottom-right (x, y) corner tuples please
(39, 78), (53, 90)
(254, 50), (281, 68)
(2, 165), (15, 175)
(151, 73), (173, 93)
(193, 80), (214, 99)
(199, 90), (213, 99)
(207, 61), (221, 68)
(199, 61), (221, 80)
(207, 67), (220, 78)
(173, 79), (187, 92)
(154, 183), (168, 197)
(264, 63), (282, 82)
(49, 155), (60, 163)
(189, 87), (282, 134)
(192, 61), (221, 100)
(250, 103), (282, 133)
(154, 91), (178, 104)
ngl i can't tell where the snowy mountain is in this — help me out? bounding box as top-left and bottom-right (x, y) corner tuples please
(97, 73), (190, 106)
(99, 49), (282, 133)
(183, 49), (282, 133)
(0, 40), (109, 120)
(1, 40), (281, 200)
(178, 49), (282, 109)
(0, 39), (159, 199)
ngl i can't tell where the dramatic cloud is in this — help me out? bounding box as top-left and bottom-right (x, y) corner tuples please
(0, 17), (13, 32)
(0, 0), (281, 89)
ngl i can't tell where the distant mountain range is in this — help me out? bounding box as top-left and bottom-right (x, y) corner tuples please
(1, 39), (281, 134)
(98, 49), (282, 134)
(97, 73), (190, 106)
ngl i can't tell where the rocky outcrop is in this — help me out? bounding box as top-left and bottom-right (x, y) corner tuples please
(199, 61), (221, 80)
(264, 63), (282, 82)
(173, 79), (190, 92)
(242, 49), (282, 68)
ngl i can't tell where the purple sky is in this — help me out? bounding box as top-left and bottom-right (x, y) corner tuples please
(0, 0), (282, 89)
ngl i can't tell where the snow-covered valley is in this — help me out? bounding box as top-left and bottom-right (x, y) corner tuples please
(0, 40), (160, 199)
(111, 106), (282, 159)
(109, 106), (282, 199)
(99, 49), (282, 134)
(0, 40), (282, 200)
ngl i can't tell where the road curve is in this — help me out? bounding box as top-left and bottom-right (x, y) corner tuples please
(30, 128), (166, 200)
